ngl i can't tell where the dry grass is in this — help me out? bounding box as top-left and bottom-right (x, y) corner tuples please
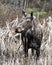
(0, 14), (52, 65)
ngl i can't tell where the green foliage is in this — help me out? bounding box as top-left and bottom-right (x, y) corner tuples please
(26, 8), (47, 18)
(40, 0), (45, 2)
(39, 9), (47, 18)
(40, 0), (51, 2)
(48, 11), (52, 16)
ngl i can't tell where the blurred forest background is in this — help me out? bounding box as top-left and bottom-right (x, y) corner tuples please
(0, 0), (52, 65)
(0, 0), (52, 27)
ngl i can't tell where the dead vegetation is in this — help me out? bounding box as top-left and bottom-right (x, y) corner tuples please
(0, 15), (52, 65)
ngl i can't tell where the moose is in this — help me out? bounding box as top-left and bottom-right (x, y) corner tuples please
(15, 11), (43, 60)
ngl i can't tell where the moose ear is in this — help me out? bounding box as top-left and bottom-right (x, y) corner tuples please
(22, 10), (27, 17)
(31, 12), (33, 20)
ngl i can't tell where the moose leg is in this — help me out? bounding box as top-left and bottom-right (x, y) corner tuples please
(24, 46), (28, 57)
(32, 48), (34, 56)
(36, 48), (40, 60)
(24, 37), (28, 57)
